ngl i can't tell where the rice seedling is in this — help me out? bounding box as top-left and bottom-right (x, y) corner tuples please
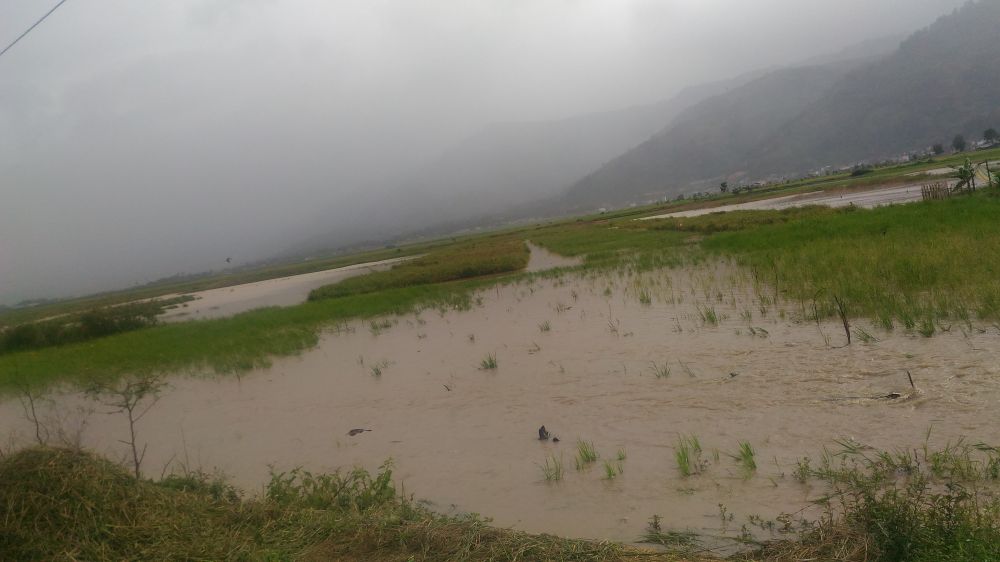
(369, 360), (391, 377)
(640, 515), (700, 553)
(575, 440), (599, 470)
(638, 289), (652, 306)
(918, 318), (936, 337)
(617, 448), (627, 461)
(479, 353), (498, 370)
(675, 435), (705, 477)
(602, 460), (624, 480)
(734, 441), (757, 478)
(698, 305), (719, 326)
(368, 318), (394, 336)
(650, 361), (671, 379)
(677, 359), (696, 378)
(538, 320), (551, 332)
(853, 327), (878, 344)
(539, 455), (564, 482)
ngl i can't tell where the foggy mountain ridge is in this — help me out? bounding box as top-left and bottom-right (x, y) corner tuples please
(561, 1), (1000, 208)
(283, 69), (770, 258)
(288, 33), (904, 256)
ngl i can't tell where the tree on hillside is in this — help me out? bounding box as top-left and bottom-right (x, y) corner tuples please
(985, 128), (999, 144)
(932, 143), (945, 155)
(720, 181), (728, 193)
(953, 135), (967, 152)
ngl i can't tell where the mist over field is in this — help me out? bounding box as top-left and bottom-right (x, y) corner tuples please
(0, 0), (969, 304)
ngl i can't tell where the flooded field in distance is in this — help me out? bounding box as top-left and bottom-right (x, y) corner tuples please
(3, 260), (999, 546)
(155, 256), (414, 322)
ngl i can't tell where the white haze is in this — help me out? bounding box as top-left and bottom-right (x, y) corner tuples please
(0, 0), (967, 304)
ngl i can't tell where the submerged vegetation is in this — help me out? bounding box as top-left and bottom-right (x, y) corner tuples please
(11, 176), (1000, 393)
(739, 438), (1000, 562)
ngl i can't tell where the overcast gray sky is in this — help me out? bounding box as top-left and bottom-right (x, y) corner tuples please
(0, 0), (966, 304)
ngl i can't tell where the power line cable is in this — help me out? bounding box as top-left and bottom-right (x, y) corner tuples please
(0, 0), (71, 60)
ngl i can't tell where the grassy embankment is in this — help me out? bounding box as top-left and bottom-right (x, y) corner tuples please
(3, 442), (997, 561)
(0, 236), (530, 392)
(0, 447), (678, 562)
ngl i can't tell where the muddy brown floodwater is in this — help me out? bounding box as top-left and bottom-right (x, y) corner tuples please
(3, 261), (999, 548)
(156, 256), (416, 322)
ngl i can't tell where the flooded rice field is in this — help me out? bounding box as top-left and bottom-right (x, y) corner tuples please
(3, 262), (1000, 546)
(641, 183), (926, 220)
(156, 256), (414, 322)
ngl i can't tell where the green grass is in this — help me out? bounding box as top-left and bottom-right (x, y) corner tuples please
(602, 460), (624, 480)
(0, 282), (483, 393)
(734, 441), (757, 478)
(479, 353), (498, 370)
(1, 447), (677, 561)
(540, 455), (564, 482)
(0, 295), (194, 355)
(650, 361), (671, 379)
(701, 194), (1000, 326)
(742, 437), (1000, 562)
(575, 440), (599, 470)
(675, 435), (704, 477)
(309, 236), (529, 300)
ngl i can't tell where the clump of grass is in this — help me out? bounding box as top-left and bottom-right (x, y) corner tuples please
(369, 318), (394, 336)
(638, 289), (652, 306)
(539, 455), (564, 482)
(853, 327), (878, 344)
(479, 353), (498, 370)
(675, 435), (706, 477)
(734, 441), (757, 478)
(602, 460), (624, 480)
(650, 361), (671, 379)
(538, 320), (551, 332)
(641, 515), (700, 553)
(617, 448), (627, 461)
(698, 305), (719, 326)
(575, 440), (599, 470)
(369, 360), (391, 377)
